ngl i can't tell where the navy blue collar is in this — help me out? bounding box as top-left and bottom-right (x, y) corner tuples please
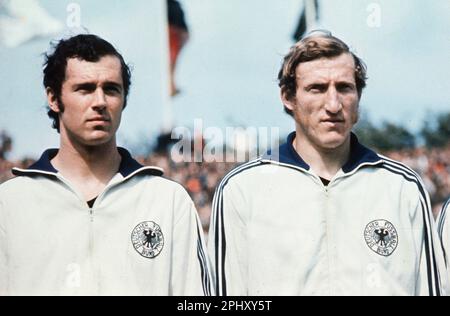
(13, 147), (163, 178)
(27, 148), (59, 174)
(342, 133), (383, 173)
(263, 131), (382, 173)
(264, 132), (310, 170)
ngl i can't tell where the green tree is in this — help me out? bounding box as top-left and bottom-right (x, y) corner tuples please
(421, 112), (450, 148)
(354, 115), (416, 151)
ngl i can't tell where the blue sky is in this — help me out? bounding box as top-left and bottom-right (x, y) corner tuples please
(0, 0), (449, 159)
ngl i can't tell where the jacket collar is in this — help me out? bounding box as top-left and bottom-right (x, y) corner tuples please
(12, 147), (163, 178)
(263, 131), (383, 173)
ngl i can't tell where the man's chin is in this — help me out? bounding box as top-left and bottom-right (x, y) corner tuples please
(319, 133), (349, 150)
(82, 132), (114, 147)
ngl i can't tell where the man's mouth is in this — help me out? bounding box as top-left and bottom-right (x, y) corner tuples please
(87, 117), (110, 122)
(322, 118), (344, 124)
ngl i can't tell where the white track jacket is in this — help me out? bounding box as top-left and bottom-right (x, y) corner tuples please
(209, 132), (448, 296)
(0, 148), (211, 296)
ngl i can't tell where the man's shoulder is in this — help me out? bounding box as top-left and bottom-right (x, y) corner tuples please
(375, 154), (426, 183)
(0, 175), (37, 199)
(133, 173), (191, 197)
(136, 176), (196, 213)
(218, 158), (284, 190)
(0, 175), (33, 190)
(368, 155), (431, 201)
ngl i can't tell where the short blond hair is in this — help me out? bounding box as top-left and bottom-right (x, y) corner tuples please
(278, 31), (367, 116)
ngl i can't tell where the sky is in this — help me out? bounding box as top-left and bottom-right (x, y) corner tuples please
(0, 0), (449, 159)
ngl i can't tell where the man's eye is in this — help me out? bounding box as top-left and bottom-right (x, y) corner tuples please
(338, 85), (355, 93)
(76, 86), (94, 92)
(309, 86), (326, 93)
(105, 87), (120, 94)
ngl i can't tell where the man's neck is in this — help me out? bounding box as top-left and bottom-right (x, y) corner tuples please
(51, 139), (122, 200)
(293, 130), (351, 181)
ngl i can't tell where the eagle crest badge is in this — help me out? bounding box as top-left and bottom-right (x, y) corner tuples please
(364, 219), (398, 257)
(131, 221), (164, 259)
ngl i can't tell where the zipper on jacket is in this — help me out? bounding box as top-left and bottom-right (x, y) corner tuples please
(89, 208), (94, 223)
(320, 175), (333, 295)
(88, 206), (97, 294)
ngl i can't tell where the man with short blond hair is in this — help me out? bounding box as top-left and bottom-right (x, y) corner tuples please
(209, 31), (448, 296)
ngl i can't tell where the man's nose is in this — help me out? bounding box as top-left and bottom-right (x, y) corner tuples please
(324, 87), (342, 113)
(92, 88), (107, 110)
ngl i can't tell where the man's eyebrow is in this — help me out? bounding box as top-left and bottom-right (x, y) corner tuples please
(72, 81), (123, 89)
(72, 82), (96, 90)
(103, 81), (122, 87)
(305, 82), (328, 89)
(335, 80), (356, 87)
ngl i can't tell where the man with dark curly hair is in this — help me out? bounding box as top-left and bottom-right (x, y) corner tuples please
(0, 34), (211, 296)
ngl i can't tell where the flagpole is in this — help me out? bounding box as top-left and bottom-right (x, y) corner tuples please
(305, 0), (317, 31)
(159, 0), (173, 134)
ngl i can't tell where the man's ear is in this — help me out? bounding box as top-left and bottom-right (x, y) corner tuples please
(46, 87), (61, 113)
(280, 89), (296, 112)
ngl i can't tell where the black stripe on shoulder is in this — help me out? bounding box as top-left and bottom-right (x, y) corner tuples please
(378, 161), (440, 296)
(212, 159), (263, 296)
(438, 200), (450, 236)
(438, 200), (450, 265)
(196, 221), (211, 296)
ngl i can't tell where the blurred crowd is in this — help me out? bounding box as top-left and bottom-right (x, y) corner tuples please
(385, 146), (450, 214)
(141, 153), (236, 232)
(1, 132), (449, 231)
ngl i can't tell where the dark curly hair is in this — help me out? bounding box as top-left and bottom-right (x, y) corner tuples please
(278, 31), (367, 116)
(43, 34), (131, 132)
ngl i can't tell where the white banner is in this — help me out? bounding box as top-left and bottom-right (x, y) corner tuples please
(0, 0), (63, 48)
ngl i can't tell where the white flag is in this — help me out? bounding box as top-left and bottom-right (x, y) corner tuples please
(0, 0), (63, 48)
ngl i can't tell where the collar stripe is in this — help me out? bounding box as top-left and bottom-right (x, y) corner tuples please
(12, 147), (163, 178)
(263, 131), (382, 173)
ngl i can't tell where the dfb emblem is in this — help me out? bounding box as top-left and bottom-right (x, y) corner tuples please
(131, 221), (164, 259)
(364, 219), (398, 257)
